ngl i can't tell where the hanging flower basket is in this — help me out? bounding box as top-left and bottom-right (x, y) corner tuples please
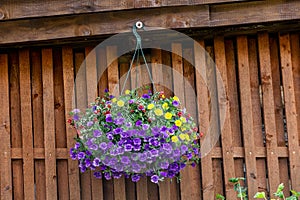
(69, 88), (201, 183)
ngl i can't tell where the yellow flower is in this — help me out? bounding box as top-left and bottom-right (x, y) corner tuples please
(171, 136), (179, 143)
(161, 94), (165, 99)
(173, 96), (179, 101)
(112, 98), (117, 103)
(147, 103), (155, 110)
(154, 109), (163, 116)
(117, 100), (124, 107)
(125, 90), (130, 95)
(179, 133), (186, 140)
(184, 134), (190, 141)
(180, 117), (187, 123)
(181, 127), (186, 131)
(162, 103), (169, 110)
(175, 120), (182, 127)
(165, 112), (172, 120)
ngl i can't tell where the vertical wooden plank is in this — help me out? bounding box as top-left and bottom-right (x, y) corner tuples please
(97, 48), (108, 97)
(279, 33), (300, 191)
(195, 40), (214, 200)
(180, 47), (201, 200)
(107, 45), (127, 200)
(0, 54), (12, 200)
(162, 50), (174, 97)
(224, 39), (245, 182)
(85, 47), (104, 200)
(62, 47), (81, 200)
(53, 48), (69, 200)
(119, 56), (137, 200)
(206, 44), (224, 197)
(258, 32), (281, 194)
(214, 36), (236, 199)
(172, 43), (185, 105)
(9, 51), (24, 200)
(236, 36), (257, 198)
(248, 38), (268, 194)
(19, 49), (35, 200)
(31, 49), (46, 200)
(42, 48), (58, 200)
(74, 49), (91, 200)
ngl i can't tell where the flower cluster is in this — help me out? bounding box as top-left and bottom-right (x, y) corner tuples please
(69, 89), (201, 184)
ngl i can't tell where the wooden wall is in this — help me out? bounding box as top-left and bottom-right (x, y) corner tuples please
(0, 31), (300, 200)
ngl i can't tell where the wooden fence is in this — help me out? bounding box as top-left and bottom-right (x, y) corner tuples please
(0, 31), (299, 200)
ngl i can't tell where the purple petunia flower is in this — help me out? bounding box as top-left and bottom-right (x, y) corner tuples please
(121, 156), (130, 165)
(191, 162), (196, 167)
(73, 115), (79, 121)
(169, 163), (179, 172)
(172, 125), (179, 131)
(94, 171), (102, 179)
(142, 124), (150, 130)
(99, 142), (108, 150)
(85, 159), (91, 168)
(142, 94), (150, 99)
(80, 165), (87, 173)
(125, 122), (132, 128)
(167, 171), (175, 178)
(115, 163), (124, 172)
(135, 120), (142, 126)
(138, 130), (146, 137)
(172, 100), (179, 107)
(160, 171), (168, 177)
(93, 129), (102, 137)
(131, 174), (141, 182)
(139, 153), (147, 162)
(151, 127), (160, 134)
(133, 138), (141, 145)
(72, 109), (80, 114)
(104, 88), (109, 93)
(150, 149), (159, 157)
(131, 153), (139, 161)
(86, 150), (92, 157)
(71, 153), (77, 160)
(114, 127), (123, 134)
(149, 138), (160, 147)
(186, 152), (193, 160)
(93, 157), (100, 167)
(74, 142), (80, 149)
(160, 161), (169, 169)
(162, 143), (172, 154)
(181, 145), (188, 154)
(104, 172), (111, 180)
(115, 117), (125, 125)
(77, 152), (85, 159)
(92, 105), (97, 112)
(128, 99), (135, 104)
(107, 133), (114, 140)
(86, 121), (94, 127)
(109, 95), (114, 99)
(180, 162), (186, 169)
(106, 115), (113, 123)
(124, 144), (133, 152)
(89, 144), (98, 151)
(132, 163), (141, 173)
(160, 126), (168, 133)
(150, 175), (159, 184)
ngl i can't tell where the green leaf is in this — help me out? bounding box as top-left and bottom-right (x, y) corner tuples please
(216, 194), (226, 200)
(276, 183), (284, 193)
(229, 178), (239, 183)
(286, 196), (297, 200)
(291, 190), (300, 197)
(274, 191), (284, 198)
(254, 192), (266, 199)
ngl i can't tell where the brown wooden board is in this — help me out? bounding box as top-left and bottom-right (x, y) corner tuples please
(214, 36), (236, 199)
(0, 53), (12, 199)
(236, 36), (257, 198)
(53, 48), (69, 200)
(19, 49), (35, 200)
(85, 46), (104, 200)
(279, 33), (300, 191)
(31, 49), (47, 200)
(258, 32), (281, 194)
(42, 48), (58, 200)
(62, 47), (81, 200)
(247, 37), (268, 194)
(195, 40), (213, 200)
(9, 51), (24, 200)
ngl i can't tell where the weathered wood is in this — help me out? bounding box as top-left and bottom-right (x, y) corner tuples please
(214, 36), (236, 199)
(258, 32), (281, 194)
(0, 53), (12, 200)
(236, 36), (257, 198)
(195, 40), (214, 200)
(279, 33), (300, 191)
(0, 0), (245, 21)
(19, 49), (35, 200)
(248, 38), (268, 194)
(62, 47), (81, 200)
(31, 49), (47, 200)
(9, 51), (24, 200)
(42, 48), (58, 200)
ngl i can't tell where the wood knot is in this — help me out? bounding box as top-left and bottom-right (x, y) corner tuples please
(55, 103), (61, 109)
(261, 75), (271, 85)
(76, 25), (92, 36)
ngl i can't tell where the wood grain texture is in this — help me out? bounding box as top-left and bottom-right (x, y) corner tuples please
(258, 32), (281, 194)
(62, 47), (81, 200)
(279, 33), (300, 191)
(42, 48), (58, 200)
(0, 53), (12, 200)
(19, 49), (35, 200)
(214, 36), (236, 199)
(236, 36), (257, 198)
(9, 51), (24, 200)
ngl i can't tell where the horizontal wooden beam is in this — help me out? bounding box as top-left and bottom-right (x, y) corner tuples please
(0, 0), (300, 45)
(10, 146), (289, 160)
(0, 0), (248, 21)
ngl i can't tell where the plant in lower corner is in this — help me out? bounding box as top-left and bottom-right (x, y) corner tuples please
(216, 177), (247, 200)
(68, 88), (201, 184)
(254, 183), (300, 200)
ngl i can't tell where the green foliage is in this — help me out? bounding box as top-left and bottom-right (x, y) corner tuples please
(216, 194), (225, 200)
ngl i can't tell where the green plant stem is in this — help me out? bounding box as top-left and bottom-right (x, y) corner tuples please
(238, 184), (243, 200)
